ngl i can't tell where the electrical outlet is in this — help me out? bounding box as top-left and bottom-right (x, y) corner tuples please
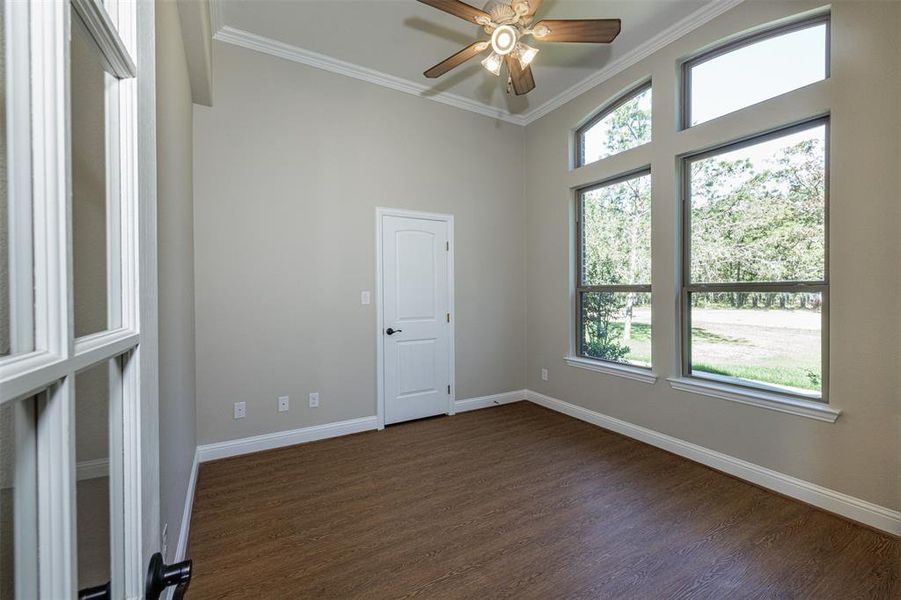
(234, 401), (246, 419)
(361, 291), (371, 305)
(161, 523), (168, 559)
(278, 395), (290, 412)
(309, 392), (319, 408)
(541, 368), (548, 381)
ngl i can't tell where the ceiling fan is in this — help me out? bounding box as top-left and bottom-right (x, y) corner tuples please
(416, 0), (621, 95)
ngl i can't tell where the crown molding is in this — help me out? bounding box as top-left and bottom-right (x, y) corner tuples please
(210, 0), (746, 128)
(518, 0), (746, 124)
(213, 25), (528, 125)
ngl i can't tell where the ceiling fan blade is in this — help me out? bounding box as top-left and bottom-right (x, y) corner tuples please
(424, 41), (487, 78)
(505, 55), (535, 96)
(532, 19), (621, 43)
(416, 0), (491, 25)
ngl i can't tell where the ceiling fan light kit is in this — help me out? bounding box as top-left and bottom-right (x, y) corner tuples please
(490, 24), (518, 55)
(481, 52), (503, 76)
(417, 0), (621, 95)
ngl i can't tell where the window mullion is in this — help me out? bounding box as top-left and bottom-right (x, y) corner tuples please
(686, 281), (826, 292)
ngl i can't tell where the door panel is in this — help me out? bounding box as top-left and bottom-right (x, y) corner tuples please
(382, 215), (451, 425)
(395, 231), (437, 320)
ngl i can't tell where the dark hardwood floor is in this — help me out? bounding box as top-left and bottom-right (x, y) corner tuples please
(188, 402), (899, 599)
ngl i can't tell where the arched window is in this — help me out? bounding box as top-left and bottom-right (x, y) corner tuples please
(575, 83), (652, 167)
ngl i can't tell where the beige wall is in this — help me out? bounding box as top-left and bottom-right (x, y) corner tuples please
(156, 0), (197, 562)
(193, 42), (526, 444)
(524, 0), (900, 511)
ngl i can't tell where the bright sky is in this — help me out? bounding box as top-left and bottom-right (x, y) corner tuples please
(706, 124), (824, 169)
(690, 23), (827, 125)
(581, 22), (827, 166)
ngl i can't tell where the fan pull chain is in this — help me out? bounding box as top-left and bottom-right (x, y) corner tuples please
(506, 76), (513, 94)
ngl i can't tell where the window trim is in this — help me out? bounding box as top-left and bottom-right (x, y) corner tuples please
(575, 167), (653, 371)
(574, 80), (652, 168)
(679, 117), (830, 403)
(680, 12), (831, 129)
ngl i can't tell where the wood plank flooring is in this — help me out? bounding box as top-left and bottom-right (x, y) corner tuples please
(188, 402), (899, 599)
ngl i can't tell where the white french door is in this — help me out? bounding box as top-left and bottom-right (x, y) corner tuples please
(0, 0), (157, 598)
(378, 210), (455, 426)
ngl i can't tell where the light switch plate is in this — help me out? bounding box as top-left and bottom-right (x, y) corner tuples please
(361, 291), (371, 305)
(234, 401), (246, 419)
(278, 395), (290, 412)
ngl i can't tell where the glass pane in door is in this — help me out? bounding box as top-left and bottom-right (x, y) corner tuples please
(72, 13), (120, 337)
(0, 396), (39, 598)
(1, 3), (35, 357)
(75, 360), (123, 593)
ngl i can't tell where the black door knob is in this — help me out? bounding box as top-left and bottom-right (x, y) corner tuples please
(145, 552), (192, 600)
(386, 328), (402, 335)
(78, 581), (110, 600)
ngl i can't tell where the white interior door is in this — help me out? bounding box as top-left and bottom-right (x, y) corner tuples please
(380, 213), (453, 425)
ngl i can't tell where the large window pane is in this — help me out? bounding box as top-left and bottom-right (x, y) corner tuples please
(689, 291), (822, 394)
(72, 17), (118, 337)
(581, 292), (651, 367)
(578, 85), (651, 166)
(581, 173), (651, 286)
(687, 19), (828, 126)
(689, 124), (826, 284)
(0, 396), (38, 599)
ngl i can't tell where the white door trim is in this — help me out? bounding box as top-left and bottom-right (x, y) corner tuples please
(375, 207), (455, 430)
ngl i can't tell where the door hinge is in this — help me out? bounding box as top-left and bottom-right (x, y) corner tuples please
(446, 241), (449, 251)
(447, 385), (451, 394)
(446, 313), (450, 323)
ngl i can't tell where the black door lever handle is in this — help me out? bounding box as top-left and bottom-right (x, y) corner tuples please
(146, 552), (192, 600)
(386, 328), (402, 335)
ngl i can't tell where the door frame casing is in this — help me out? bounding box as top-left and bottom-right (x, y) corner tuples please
(375, 207), (455, 430)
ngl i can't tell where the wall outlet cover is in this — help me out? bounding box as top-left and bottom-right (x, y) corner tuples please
(309, 392), (319, 408)
(361, 291), (371, 305)
(541, 368), (548, 381)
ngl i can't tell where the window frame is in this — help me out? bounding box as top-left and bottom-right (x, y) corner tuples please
(574, 80), (652, 168)
(575, 167), (653, 370)
(680, 13), (831, 130)
(679, 117), (830, 402)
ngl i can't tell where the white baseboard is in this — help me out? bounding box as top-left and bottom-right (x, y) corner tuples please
(76, 458), (109, 481)
(526, 390), (901, 536)
(197, 415), (379, 462)
(197, 390), (528, 463)
(454, 390), (526, 413)
(174, 448), (199, 562)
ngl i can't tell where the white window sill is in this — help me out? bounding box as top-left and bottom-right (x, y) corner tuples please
(667, 377), (840, 423)
(564, 356), (657, 384)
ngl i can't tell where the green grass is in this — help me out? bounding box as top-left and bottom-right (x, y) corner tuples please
(608, 322), (651, 341)
(692, 362), (820, 392)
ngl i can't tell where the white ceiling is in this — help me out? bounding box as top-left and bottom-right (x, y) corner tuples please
(215, 0), (713, 120)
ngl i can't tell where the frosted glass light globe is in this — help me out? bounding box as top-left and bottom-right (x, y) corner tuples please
(491, 25), (517, 56)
